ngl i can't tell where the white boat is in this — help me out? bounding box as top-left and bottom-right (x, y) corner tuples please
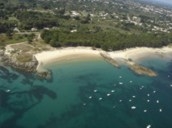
(94, 90), (97, 92)
(129, 80), (133, 83)
(119, 82), (123, 85)
(131, 106), (136, 109)
(129, 99), (132, 102)
(156, 100), (159, 103)
(143, 109), (147, 112)
(132, 95), (136, 98)
(119, 100), (123, 102)
(107, 93), (111, 96)
(6, 89), (11, 93)
(159, 109), (162, 112)
(146, 124), (151, 128)
(111, 90), (115, 93)
(99, 97), (103, 101)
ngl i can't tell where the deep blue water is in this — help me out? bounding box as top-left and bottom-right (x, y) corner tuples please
(0, 56), (172, 128)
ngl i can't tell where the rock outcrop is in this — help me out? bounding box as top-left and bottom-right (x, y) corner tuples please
(0, 50), (4, 62)
(36, 69), (52, 80)
(129, 64), (157, 77)
(100, 52), (157, 77)
(3, 54), (38, 72)
(0, 47), (37, 72)
(100, 52), (120, 67)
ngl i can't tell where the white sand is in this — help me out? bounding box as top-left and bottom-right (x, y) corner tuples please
(34, 46), (172, 71)
(108, 46), (172, 62)
(34, 47), (102, 70)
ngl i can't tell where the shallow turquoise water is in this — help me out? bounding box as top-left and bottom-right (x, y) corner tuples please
(0, 57), (172, 128)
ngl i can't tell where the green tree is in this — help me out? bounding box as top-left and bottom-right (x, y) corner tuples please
(6, 29), (13, 39)
(27, 33), (35, 43)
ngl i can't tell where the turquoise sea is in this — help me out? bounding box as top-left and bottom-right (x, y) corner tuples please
(0, 55), (172, 128)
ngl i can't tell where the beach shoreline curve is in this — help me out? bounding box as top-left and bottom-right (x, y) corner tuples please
(34, 46), (172, 77)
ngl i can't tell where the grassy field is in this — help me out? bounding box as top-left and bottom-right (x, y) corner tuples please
(0, 34), (27, 48)
(16, 53), (33, 62)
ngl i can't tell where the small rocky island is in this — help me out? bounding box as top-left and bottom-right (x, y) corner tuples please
(126, 59), (157, 77)
(129, 64), (157, 77)
(100, 53), (157, 77)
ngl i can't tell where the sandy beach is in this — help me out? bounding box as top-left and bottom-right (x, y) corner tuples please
(34, 46), (172, 71)
(34, 47), (103, 70)
(108, 46), (172, 62)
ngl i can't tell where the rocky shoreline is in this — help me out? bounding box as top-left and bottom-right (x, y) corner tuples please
(100, 52), (157, 77)
(0, 48), (51, 79)
(100, 52), (120, 68)
(0, 45), (160, 78)
(128, 63), (157, 77)
(0, 50), (37, 72)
